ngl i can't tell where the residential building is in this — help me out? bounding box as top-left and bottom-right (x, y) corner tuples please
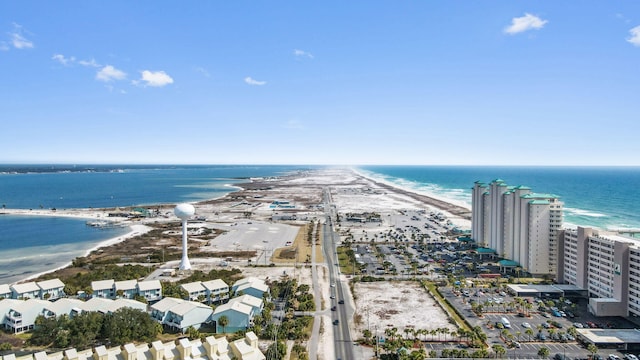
(137, 280), (162, 302)
(163, 301), (213, 332)
(90, 278), (161, 301)
(36, 279), (66, 300)
(211, 301), (253, 333)
(231, 277), (269, 299)
(0, 332), (263, 360)
(3, 299), (49, 333)
(114, 280), (137, 299)
(10, 282), (41, 300)
(202, 279), (229, 303)
(472, 180), (563, 275)
(90, 279), (115, 299)
(559, 227), (633, 317)
(181, 281), (207, 301)
(229, 294), (263, 316)
(150, 297), (213, 332)
(230, 331), (265, 360)
(0, 284), (11, 299)
(41, 298), (83, 319)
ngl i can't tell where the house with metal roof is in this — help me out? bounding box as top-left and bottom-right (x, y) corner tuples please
(41, 298), (84, 318)
(36, 279), (65, 300)
(3, 299), (49, 333)
(211, 301), (253, 333)
(0, 331), (262, 360)
(10, 282), (41, 300)
(163, 300), (213, 333)
(0, 284), (11, 299)
(137, 280), (162, 302)
(91, 279), (115, 299)
(230, 331), (265, 360)
(231, 277), (269, 299)
(180, 282), (207, 301)
(202, 279), (229, 304)
(228, 294), (263, 316)
(114, 280), (137, 299)
(150, 297), (184, 323)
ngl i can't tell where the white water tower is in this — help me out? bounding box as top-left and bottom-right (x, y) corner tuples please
(174, 203), (195, 270)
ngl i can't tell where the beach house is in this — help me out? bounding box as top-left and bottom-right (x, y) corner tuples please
(114, 280), (138, 299)
(0, 284), (11, 299)
(231, 277), (269, 299)
(163, 301), (213, 332)
(3, 298), (49, 333)
(10, 282), (41, 300)
(41, 298), (84, 318)
(91, 279), (115, 299)
(180, 281), (207, 301)
(229, 294), (263, 316)
(150, 297), (213, 332)
(137, 280), (162, 302)
(1, 331), (264, 360)
(202, 279), (229, 303)
(230, 331), (265, 360)
(210, 301), (253, 333)
(150, 297), (184, 323)
(36, 278), (66, 300)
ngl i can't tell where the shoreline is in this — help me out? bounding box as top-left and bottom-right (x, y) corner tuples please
(2, 169), (474, 284)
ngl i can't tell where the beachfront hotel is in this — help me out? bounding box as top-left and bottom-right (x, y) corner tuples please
(471, 179), (564, 275)
(557, 226), (640, 318)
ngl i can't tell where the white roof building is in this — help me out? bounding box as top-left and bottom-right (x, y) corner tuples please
(0, 331), (262, 360)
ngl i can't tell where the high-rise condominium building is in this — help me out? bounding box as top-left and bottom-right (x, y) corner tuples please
(472, 179), (564, 275)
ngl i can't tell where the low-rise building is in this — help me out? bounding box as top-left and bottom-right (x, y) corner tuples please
(231, 277), (269, 299)
(181, 282), (207, 302)
(36, 279), (65, 300)
(202, 279), (229, 303)
(10, 282), (41, 300)
(137, 280), (162, 302)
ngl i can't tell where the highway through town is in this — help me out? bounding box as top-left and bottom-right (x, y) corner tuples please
(323, 187), (355, 360)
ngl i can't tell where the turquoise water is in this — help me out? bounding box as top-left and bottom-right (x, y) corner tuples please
(2, 164), (638, 284)
(0, 165), (313, 283)
(356, 166), (640, 231)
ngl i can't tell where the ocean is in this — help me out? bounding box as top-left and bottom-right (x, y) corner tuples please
(357, 166), (640, 231)
(1, 164), (638, 284)
(0, 165), (313, 284)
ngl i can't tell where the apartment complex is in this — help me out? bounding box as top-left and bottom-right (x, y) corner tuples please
(558, 226), (640, 317)
(472, 179), (564, 275)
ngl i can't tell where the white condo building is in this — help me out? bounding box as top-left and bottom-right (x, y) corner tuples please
(558, 227), (639, 317)
(472, 179), (564, 275)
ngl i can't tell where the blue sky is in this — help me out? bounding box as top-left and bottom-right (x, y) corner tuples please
(1, 1), (639, 166)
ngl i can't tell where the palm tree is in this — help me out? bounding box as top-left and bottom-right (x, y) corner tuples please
(525, 328), (534, 342)
(588, 344), (599, 358)
(515, 330), (522, 342)
(218, 315), (229, 333)
(538, 346), (550, 359)
(492, 344), (506, 358)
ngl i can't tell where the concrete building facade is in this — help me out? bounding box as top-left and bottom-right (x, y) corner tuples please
(472, 180), (563, 275)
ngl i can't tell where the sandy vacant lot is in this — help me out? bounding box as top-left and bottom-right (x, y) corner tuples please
(354, 282), (457, 338)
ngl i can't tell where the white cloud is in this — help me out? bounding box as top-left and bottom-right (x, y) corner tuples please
(9, 23), (34, 49)
(293, 49), (314, 59)
(244, 76), (266, 86)
(627, 25), (640, 47)
(504, 13), (548, 35)
(194, 66), (211, 78)
(52, 54), (75, 66)
(96, 65), (127, 82)
(78, 58), (101, 67)
(139, 70), (174, 87)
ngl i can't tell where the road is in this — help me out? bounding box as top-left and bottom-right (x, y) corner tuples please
(323, 187), (355, 360)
